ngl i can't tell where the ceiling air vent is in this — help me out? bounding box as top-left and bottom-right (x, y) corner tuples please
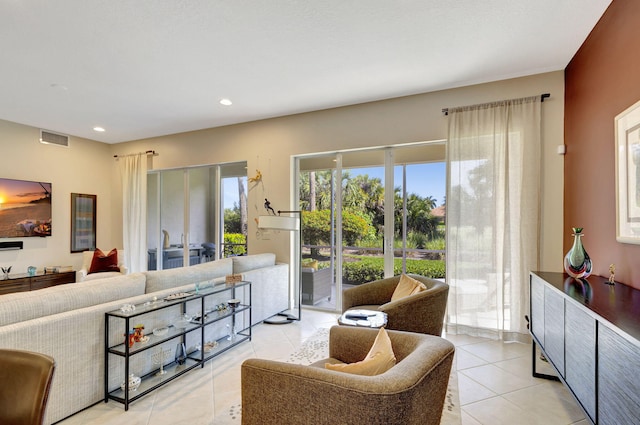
(40, 129), (69, 147)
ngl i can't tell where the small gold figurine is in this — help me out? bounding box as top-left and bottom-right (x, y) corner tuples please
(248, 169), (262, 183)
(608, 264), (616, 285)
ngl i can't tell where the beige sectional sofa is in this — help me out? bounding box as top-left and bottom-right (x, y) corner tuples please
(0, 253), (289, 425)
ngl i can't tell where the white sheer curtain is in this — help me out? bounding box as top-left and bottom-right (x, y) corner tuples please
(118, 154), (147, 273)
(445, 96), (541, 341)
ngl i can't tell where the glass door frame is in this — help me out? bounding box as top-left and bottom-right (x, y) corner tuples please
(147, 162), (246, 271)
(295, 141), (446, 313)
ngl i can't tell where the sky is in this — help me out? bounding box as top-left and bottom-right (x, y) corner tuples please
(223, 162), (446, 210)
(0, 179), (51, 206)
(352, 163), (446, 206)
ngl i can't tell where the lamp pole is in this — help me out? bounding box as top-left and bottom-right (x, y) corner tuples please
(262, 210), (302, 324)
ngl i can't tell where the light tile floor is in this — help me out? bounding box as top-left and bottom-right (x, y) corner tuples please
(58, 309), (587, 425)
(447, 332), (588, 425)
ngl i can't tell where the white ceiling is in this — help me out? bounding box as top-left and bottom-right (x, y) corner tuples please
(0, 0), (611, 144)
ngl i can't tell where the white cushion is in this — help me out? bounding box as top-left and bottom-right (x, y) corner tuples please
(232, 253), (276, 273)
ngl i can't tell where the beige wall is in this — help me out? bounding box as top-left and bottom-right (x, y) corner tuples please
(0, 120), (117, 274)
(113, 71), (566, 270)
(0, 72), (564, 275)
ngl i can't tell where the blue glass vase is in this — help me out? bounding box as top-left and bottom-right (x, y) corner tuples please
(564, 227), (592, 279)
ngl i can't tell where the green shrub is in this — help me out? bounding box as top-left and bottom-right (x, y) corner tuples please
(343, 257), (384, 284)
(407, 231), (428, 249)
(302, 209), (372, 247)
(342, 256), (445, 285)
(224, 233), (246, 256)
(425, 236), (445, 251)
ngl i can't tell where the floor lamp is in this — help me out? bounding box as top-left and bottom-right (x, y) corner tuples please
(258, 211), (302, 324)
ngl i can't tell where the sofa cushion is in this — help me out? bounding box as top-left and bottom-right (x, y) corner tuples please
(232, 253), (276, 273)
(0, 273), (147, 326)
(391, 273), (426, 301)
(83, 271), (122, 281)
(325, 327), (396, 376)
(238, 263), (289, 326)
(88, 248), (120, 274)
(144, 258), (232, 294)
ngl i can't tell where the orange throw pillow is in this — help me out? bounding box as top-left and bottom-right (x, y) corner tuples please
(325, 327), (396, 376)
(89, 249), (120, 274)
(391, 274), (427, 301)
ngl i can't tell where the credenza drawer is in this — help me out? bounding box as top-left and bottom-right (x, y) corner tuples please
(598, 324), (640, 425)
(530, 274), (545, 346)
(543, 286), (565, 376)
(565, 302), (596, 422)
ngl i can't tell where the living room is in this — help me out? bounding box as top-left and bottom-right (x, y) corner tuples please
(1, 1), (640, 424)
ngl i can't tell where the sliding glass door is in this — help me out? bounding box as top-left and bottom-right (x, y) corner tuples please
(220, 163), (248, 257)
(147, 162), (246, 270)
(297, 143), (445, 312)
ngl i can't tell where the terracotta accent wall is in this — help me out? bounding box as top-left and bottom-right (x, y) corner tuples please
(565, 0), (640, 289)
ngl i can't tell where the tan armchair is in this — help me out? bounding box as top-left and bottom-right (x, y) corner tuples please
(0, 349), (55, 425)
(342, 274), (448, 336)
(241, 325), (454, 425)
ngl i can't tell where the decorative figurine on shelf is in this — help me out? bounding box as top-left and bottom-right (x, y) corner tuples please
(125, 330), (135, 348)
(120, 374), (141, 392)
(214, 303), (229, 312)
(175, 342), (187, 366)
(133, 324), (145, 342)
(1, 266), (11, 279)
(27, 266), (36, 276)
(264, 198), (276, 215)
(607, 264), (616, 285)
(153, 347), (171, 376)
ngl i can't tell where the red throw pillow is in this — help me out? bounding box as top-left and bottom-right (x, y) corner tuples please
(89, 249), (120, 274)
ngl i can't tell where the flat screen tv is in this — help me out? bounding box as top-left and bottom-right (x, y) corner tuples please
(0, 178), (52, 238)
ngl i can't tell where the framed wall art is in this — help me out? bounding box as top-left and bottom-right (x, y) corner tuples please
(70, 193), (96, 252)
(615, 99), (640, 244)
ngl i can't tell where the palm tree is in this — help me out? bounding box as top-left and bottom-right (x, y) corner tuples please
(237, 177), (247, 234)
(309, 171), (316, 211)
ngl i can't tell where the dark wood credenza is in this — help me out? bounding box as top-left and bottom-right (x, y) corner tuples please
(530, 271), (640, 425)
(0, 271), (75, 295)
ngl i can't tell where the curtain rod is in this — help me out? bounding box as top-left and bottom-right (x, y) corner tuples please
(113, 150), (157, 158)
(442, 93), (550, 116)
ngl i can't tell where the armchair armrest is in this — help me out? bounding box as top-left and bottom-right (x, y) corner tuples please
(241, 326), (455, 425)
(342, 276), (399, 311)
(76, 269), (88, 282)
(242, 359), (398, 424)
(379, 280), (449, 335)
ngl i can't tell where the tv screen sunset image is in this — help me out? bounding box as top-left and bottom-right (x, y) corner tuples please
(0, 178), (52, 238)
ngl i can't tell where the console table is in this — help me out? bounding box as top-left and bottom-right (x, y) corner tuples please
(0, 271), (75, 295)
(105, 281), (251, 410)
(529, 271), (640, 425)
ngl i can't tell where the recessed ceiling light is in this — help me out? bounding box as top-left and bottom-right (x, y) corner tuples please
(220, 98), (233, 106)
(93, 127), (106, 132)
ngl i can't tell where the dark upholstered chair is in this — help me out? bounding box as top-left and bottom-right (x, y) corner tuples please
(241, 325), (454, 425)
(201, 242), (216, 262)
(342, 274), (449, 336)
(0, 349), (55, 425)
